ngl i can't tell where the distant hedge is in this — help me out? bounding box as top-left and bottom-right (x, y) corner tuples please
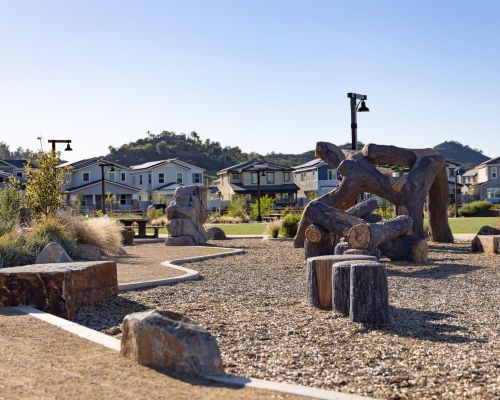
(458, 200), (492, 217)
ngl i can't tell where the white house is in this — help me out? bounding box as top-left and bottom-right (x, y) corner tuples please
(0, 159), (30, 182)
(129, 159), (205, 209)
(59, 158), (139, 210)
(293, 159), (339, 205)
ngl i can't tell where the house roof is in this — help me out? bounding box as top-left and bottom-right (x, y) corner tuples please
(218, 160), (294, 174)
(478, 156), (500, 166)
(228, 183), (299, 193)
(0, 171), (12, 177)
(64, 179), (140, 193)
(294, 159), (326, 172)
(445, 160), (462, 167)
(130, 158), (205, 171)
(59, 157), (131, 171)
(0, 159), (30, 169)
(153, 182), (185, 191)
(462, 168), (477, 177)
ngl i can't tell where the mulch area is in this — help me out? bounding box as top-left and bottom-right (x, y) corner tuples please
(0, 307), (301, 400)
(116, 243), (239, 284)
(75, 238), (500, 399)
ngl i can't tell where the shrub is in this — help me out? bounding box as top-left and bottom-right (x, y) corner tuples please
(458, 200), (492, 217)
(28, 217), (78, 258)
(0, 179), (22, 235)
(206, 214), (249, 224)
(280, 213), (301, 238)
(0, 229), (30, 268)
(70, 217), (123, 256)
(150, 215), (168, 226)
(250, 194), (275, 219)
(146, 207), (157, 221)
(227, 195), (247, 219)
(375, 205), (394, 220)
(266, 220), (281, 238)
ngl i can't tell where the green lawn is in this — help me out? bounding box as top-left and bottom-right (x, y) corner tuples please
(134, 217), (498, 236)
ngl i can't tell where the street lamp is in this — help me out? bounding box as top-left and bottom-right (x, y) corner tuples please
(255, 169), (266, 222)
(454, 167), (465, 217)
(347, 93), (370, 150)
(98, 161), (115, 215)
(47, 139), (72, 153)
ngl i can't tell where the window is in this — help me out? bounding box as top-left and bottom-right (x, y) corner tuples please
(120, 194), (127, 205)
(487, 188), (500, 198)
(448, 168), (455, 179)
(158, 173), (165, 184)
(300, 172), (305, 182)
(491, 167), (497, 179)
(83, 172), (90, 182)
(284, 172), (290, 182)
(251, 172), (258, 184)
(148, 173), (152, 184)
(177, 172), (183, 183)
(121, 172), (126, 181)
(327, 169), (336, 180)
(109, 172), (115, 182)
(232, 173), (240, 180)
(139, 175), (143, 185)
(193, 173), (201, 184)
(266, 172), (275, 184)
(312, 171), (316, 180)
(16, 172), (23, 178)
(132, 176), (136, 185)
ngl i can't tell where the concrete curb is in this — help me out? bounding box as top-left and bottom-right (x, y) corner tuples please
(11, 306), (373, 400)
(118, 247), (244, 291)
(262, 236), (294, 241)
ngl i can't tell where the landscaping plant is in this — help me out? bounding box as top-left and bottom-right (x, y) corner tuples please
(0, 178), (22, 235)
(458, 200), (492, 217)
(250, 194), (275, 219)
(280, 213), (301, 237)
(227, 195), (248, 219)
(266, 220), (281, 238)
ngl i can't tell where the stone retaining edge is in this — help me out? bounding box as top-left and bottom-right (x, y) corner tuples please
(118, 248), (244, 291)
(12, 305), (372, 400)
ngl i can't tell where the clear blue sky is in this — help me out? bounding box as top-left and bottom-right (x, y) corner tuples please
(0, 0), (498, 162)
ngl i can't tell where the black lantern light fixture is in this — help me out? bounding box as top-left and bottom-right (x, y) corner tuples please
(47, 139), (73, 153)
(347, 93), (370, 150)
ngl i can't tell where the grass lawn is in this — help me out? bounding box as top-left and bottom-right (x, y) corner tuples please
(446, 217), (498, 234)
(204, 223), (268, 235)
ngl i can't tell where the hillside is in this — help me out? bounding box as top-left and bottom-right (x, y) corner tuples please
(432, 141), (489, 170)
(105, 132), (489, 175)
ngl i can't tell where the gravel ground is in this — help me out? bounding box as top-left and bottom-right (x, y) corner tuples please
(74, 239), (500, 399)
(116, 243), (237, 283)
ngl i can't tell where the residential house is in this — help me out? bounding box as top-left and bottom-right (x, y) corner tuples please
(217, 160), (298, 207)
(0, 159), (30, 182)
(445, 160), (464, 205)
(59, 158), (139, 210)
(462, 156), (500, 203)
(293, 159), (339, 205)
(130, 159), (205, 209)
(0, 170), (12, 184)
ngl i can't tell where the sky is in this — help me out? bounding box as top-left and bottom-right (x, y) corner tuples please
(0, 0), (499, 162)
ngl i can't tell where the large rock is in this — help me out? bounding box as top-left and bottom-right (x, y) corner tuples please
(165, 185), (208, 246)
(164, 236), (196, 246)
(477, 225), (500, 236)
(121, 310), (224, 376)
(206, 227), (227, 240)
(471, 235), (500, 254)
(0, 261), (118, 318)
(35, 242), (72, 264)
(121, 228), (134, 246)
(78, 244), (101, 261)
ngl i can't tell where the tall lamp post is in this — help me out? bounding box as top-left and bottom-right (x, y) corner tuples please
(98, 162), (115, 215)
(454, 168), (464, 217)
(254, 168), (266, 222)
(47, 139), (73, 153)
(347, 93), (370, 150)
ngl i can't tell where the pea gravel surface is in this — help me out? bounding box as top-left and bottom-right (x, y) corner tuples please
(74, 239), (500, 399)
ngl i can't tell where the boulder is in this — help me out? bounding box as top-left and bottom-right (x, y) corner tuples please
(78, 244), (101, 261)
(121, 310), (224, 376)
(164, 236), (196, 246)
(206, 227), (227, 240)
(121, 228), (134, 246)
(471, 235), (500, 254)
(477, 225), (500, 236)
(0, 261), (118, 318)
(35, 242), (72, 264)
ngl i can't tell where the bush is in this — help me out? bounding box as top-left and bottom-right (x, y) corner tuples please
(227, 195), (247, 219)
(0, 179), (22, 235)
(280, 213), (301, 238)
(375, 205), (394, 220)
(0, 229), (29, 268)
(146, 207), (157, 221)
(250, 194), (275, 219)
(28, 217), (78, 258)
(206, 213), (249, 223)
(458, 200), (492, 217)
(266, 220), (281, 238)
(150, 215), (168, 226)
(70, 217), (123, 256)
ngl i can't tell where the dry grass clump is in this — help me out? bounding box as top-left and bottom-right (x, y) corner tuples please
(68, 217), (123, 256)
(150, 215), (168, 226)
(207, 213), (250, 224)
(266, 220), (281, 238)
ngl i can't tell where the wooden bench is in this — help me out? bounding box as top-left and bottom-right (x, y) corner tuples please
(146, 225), (163, 239)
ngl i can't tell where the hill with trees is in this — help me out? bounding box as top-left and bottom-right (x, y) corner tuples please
(432, 141), (490, 170)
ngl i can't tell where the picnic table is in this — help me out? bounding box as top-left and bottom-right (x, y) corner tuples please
(118, 218), (159, 239)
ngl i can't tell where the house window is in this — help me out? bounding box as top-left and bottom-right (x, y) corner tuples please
(491, 167), (497, 179)
(448, 168), (455, 179)
(232, 173), (240, 180)
(301, 173), (306, 182)
(16, 172), (23, 178)
(83, 172), (90, 182)
(284, 172), (290, 182)
(266, 172), (275, 184)
(148, 173), (152, 184)
(158, 173), (165, 184)
(193, 173), (201, 184)
(120, 194), (127, 205)
(487, 188), (500, 198)
(177, 172), (183, 183)
(139, 175), (143, 185)
(327, 169), (336, 180)
(312, 171), (316, 180)
(121, 172), (126, 181)
(251, 172), (258, 184)
(109, 172), (115, 182)
(132, 176), (136, 185)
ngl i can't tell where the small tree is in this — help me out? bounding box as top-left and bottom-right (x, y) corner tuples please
(305, 191), (317, 202)
(25, 151), (71, 219)
(105, 192), (115, 211)
(0, 178), (23, 234)
(227, 194), (247, 218)
(250, 194), (276, 219)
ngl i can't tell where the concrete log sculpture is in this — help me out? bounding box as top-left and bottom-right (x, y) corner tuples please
(165, 185), (208, 246)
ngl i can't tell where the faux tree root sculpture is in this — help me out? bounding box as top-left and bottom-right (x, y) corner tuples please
(295, 142), (453, 260)
(165, 185), (209, 246)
